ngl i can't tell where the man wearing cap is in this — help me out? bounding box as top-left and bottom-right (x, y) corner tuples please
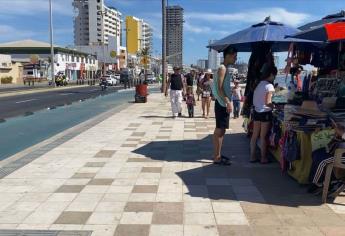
(212, 46), (237, 165)
(165, 66), (186, 118)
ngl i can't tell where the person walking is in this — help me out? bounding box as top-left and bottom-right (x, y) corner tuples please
(250, 66), (277, 164)
(196, 71), (205, 101)
(232, 79), (243, 118)
(185, 86), (196, 118)
(201, 69), (213, 119)
(212, 46), (238, 165)
(185, 70), (196, 88)
(165, 66), (185, 118)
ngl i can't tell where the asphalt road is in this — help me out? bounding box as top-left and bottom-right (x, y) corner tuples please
(0, 85), (127, 120)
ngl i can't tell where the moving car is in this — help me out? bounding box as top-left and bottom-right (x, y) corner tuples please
(102, 75), (118, 86)
(145, 74), (156, 84)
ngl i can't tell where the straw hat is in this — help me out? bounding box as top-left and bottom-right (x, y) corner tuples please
(205, 69), (213, 74)
(294, 100), (327, 117)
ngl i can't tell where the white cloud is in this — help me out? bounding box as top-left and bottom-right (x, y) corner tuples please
(0, 0), (73, 16)
(186, 7), (310, 26)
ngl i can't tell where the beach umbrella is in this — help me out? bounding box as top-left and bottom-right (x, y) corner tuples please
(208, 17), (319, 52)
(298, 10), (345, 31)
(288, 20), (345, 42)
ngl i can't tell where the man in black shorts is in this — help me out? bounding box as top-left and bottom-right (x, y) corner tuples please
(213, 47), (237, 165)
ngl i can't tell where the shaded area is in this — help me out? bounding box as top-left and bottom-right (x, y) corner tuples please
(133, 132), (325, 208)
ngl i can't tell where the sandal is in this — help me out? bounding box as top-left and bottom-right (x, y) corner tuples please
(213, 156), (232, 166)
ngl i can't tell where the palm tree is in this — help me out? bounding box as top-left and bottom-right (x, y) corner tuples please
(137, 47), (151, 83)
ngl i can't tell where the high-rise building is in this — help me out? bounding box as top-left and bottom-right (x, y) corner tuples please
(197, 59), (208, 70)
(208, 40), (221, 70)
(166, 5), (183, 67)
(125, 16), (153, 55)
(73, 0), (122, 47)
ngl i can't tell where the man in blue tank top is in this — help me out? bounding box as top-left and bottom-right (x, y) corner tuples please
(213, 46), (237, 165)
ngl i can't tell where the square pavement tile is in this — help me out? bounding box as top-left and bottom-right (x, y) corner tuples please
(154, 202), (184, 212)
(54, 211), (92, 224)
(95, 202), (126, 212)
(184, 202), (213, 213)
(94, 150), (116, 158)
(114, 224), (150, 236)
(212, 202), (244, 213)
(246, 212), (282, 226)
(184, 213), (216, 225)
(184, 225), (219, 236)
(131, 132), (146, 137)
(141, 167), (162, 173)
(72, 173), (96, 179)
(214, 213), (249, 225)
(55, 185), (85, 193)
(152, 212), (183, 225)
(87, 212), (121, 225)
(124, 202), (155, 212)
(121, 144), (138, 148)
(150, 225), (183, 236)
(218, 225), (253, 236)
(132, 185), (158, 193)
(88, 178), (114, 186)
(119, 212), (153, 224)
(84, 162), (106, 168)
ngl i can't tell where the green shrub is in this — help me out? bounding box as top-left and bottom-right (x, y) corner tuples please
(1, 76), (13, 84)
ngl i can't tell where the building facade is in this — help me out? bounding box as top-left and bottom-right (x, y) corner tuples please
(73, 0), (122, 47)
(166, 5), (184, 67)
(126, 16), (153, 55)
(0, 40), (98, 83)
(197, 59), (208, 70)
(208, 40), (221, 71)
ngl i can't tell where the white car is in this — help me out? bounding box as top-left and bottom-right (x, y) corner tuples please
(145, 74), (156, 83)
(103, 75), (118, 86)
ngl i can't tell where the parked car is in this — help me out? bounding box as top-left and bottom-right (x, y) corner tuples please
(102, 75), (118, 86)
(114, 73), (121, 81)
(145, 74), (156, 84)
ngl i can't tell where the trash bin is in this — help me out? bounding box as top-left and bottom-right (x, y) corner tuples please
(135, 84), (148, 103)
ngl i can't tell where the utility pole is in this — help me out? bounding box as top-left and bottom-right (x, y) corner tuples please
(49, 0), (55, 86)
(161, 0), (166, 93)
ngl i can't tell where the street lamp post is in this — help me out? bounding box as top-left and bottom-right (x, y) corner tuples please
(162, 0), (166, 93)
(97, 10), (107, 76)
(49, 0), (55, 87)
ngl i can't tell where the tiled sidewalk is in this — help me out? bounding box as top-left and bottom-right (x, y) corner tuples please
(1, 93), (345, 236)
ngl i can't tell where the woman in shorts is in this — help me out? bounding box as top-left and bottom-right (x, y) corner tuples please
(201, 69), (213, 119)
(250, 66), (277, 164)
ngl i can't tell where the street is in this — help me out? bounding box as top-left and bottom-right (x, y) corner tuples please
(0, 85), (125, 120)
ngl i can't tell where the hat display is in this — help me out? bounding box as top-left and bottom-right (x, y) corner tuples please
(292, 100), (327, 118)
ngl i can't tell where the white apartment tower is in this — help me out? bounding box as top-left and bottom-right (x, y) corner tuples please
(141, 21), (153, 52)
(208, 40), (221, 70)
(73, 0), (122, 46)
(166, 5), (184, 67)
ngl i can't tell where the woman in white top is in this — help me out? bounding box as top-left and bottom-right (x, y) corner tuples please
(250, 66), (277, 164)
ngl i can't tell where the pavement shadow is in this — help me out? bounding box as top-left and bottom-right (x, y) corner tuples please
(133, 133), (324, 207)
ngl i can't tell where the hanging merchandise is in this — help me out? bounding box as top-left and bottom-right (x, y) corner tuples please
(284, 131), (300, 163)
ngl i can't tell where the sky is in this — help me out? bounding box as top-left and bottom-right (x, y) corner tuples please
(0, 0), (345, 67)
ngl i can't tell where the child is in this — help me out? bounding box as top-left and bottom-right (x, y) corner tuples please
(232, 79), (243, 119)
(186, 86), (196, 118)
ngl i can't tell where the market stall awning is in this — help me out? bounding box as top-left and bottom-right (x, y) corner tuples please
(288, 20), (345, 42)
(298, 10), (345, 31)
(208, 17), (321, 52)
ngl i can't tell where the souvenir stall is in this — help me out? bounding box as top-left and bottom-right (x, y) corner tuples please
(268, 21), (345, 184)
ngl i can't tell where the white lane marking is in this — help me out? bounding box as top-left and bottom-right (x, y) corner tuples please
(15, 99), (37, 104)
